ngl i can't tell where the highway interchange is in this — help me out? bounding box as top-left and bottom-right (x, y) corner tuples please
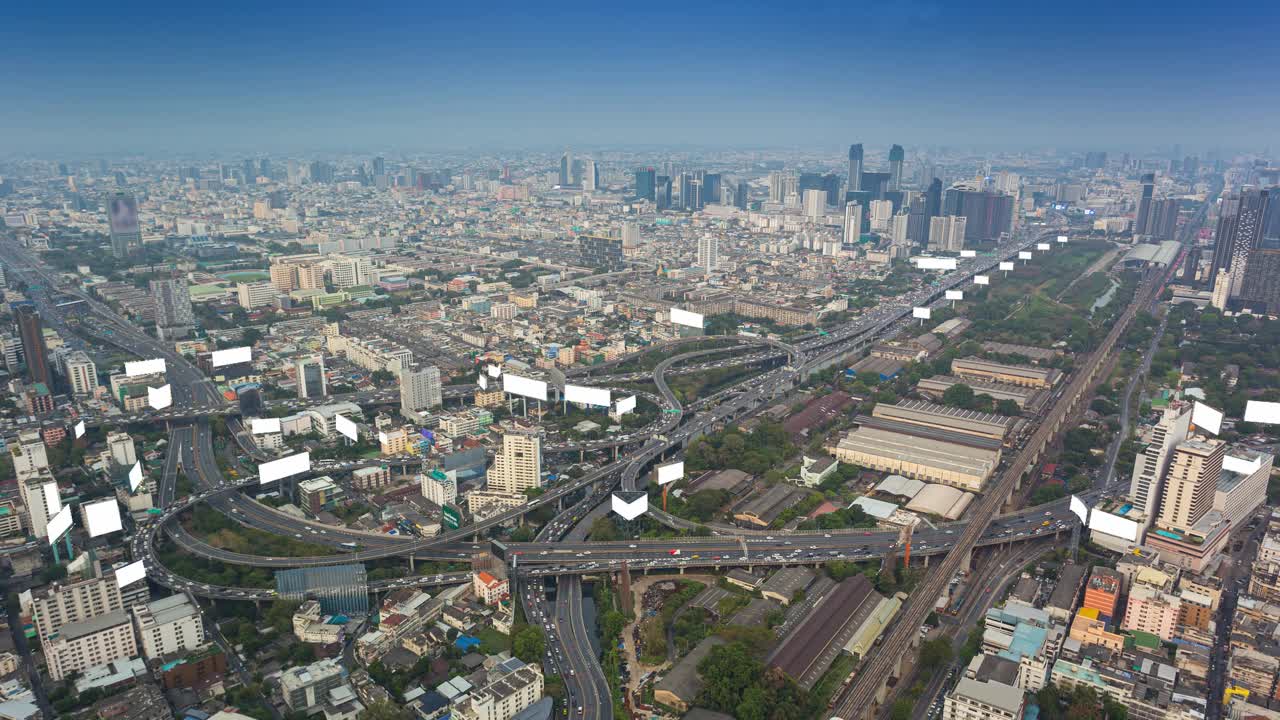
(1, 217), (1127, 720)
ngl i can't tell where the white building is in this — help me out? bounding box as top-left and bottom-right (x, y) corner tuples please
(422, 470), (458, 507)
(943, 676), (1024, 720)
(487, 427), (542, 495)
(399, 365), (442, 421)
(281, 658), (346, 713)
(44, 610), (138, 682)
(31, 570), (126, 641)
(11, 431), (48, 481)
(697, 235), (719, 274)
(236, 281), (276, 309)
(63, 350), (99, 396)
(18, 476), (56, 539)
(455, 663), (544, 720)
(132, 594), (205, 660)
(869, 200), (894, 232)
(803, 189), (826, 221)
(107, 432), (137, 467)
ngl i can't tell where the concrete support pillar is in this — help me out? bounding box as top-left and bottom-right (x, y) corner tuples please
(409, 555), (416, 573)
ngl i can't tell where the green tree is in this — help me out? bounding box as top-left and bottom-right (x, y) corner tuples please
(589, 517), (619, 541)
(995, 399), (1022, 416)
(941, 383), (975, 409)
(512, 625), (546, 663)
(919, 637), (953, 671)
(359, 701), (413, 720)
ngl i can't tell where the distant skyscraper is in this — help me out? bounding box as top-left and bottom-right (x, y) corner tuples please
(1134, 173), (1155, 236)
(888, 145), (905, 191)
(150, 278), (195, 340)
(843, 202), (862, 244)
(1085, 151), (1107, 169)
(399, 365), (442, 421)
(655, 176), (672, 210)
(733, 181), (749, 210)
(582, 159), (598, 192)
(579, 235), (626, 272)
(802, 189), (826, 220)
(372, 156), (385, 177)
(107, 193), (141, 258)
(1227, 189), (1271, 298)
(848, 144), (863, 192)
(906, 195), (929, 246)
(15, 304), (50, 387)
(697, 235), (719, 274)
(634, 167), (656, 201)
(559, 150), (573, 187)
(943, 184), (1013, 243)
(295, 355), (327, 400)
(925, 178), (943, 219)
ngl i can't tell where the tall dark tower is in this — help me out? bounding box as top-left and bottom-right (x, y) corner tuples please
(1134, 173), (1155, 235)
(848, 144), (864, 192)
(15, 304), (50, 387)
(634, 167), (656, 201)
(888, 144), (905, 191)
(925, 178), (943, 218)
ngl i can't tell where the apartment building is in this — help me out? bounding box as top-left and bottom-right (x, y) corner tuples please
(132, 594), (206, 659)
(45, 610), (138, 681)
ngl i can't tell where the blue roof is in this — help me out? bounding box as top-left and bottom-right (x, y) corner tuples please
(998, 622), (1048, 663)
(454, 635), (481, 651)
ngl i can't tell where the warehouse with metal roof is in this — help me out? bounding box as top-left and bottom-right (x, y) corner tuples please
(906, 484), (975, 519)
(952, 357), (1061, 389)
(768, 575), (879, 690)
(872, 400), (1013, 441)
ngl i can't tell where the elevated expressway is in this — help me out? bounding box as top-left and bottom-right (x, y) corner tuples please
(137, 224), (1068, 591)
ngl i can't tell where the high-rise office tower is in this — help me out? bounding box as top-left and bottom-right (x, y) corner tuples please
(372, 156), (385, 177)
(768, 172), (787, 203)
(843, 202), (862, 244)
(1085, 151), (1108, 169)
(928, 216), (967, 252)
(1150, 198), (1180, 241)
(703, 174), (721, 205)
(15, 304), (50, 387)
(242, 159), (256, 184)
(294, 355), (327, 400)
(399, 365), (442, 421)
(150, 278), (195, 340)
(925, 178), (943, 218)
(259, 158), (271, 178)
(942, 184), (1014, 243)
(696, 235), (719, 274)
(1156, 437), (1225, 534)
(733, 181), (749, 210)
(655, 176), (672, 210)
(1134, 173), (1155, 236)
(848, 144), (864, 192)
(1129, 405), (1193, 525)
(107, 193), (141, 258)
(558, 150), (573, 187)
(487, 427), (542, 495)
(888, 144), (905, 191)
(906, 195), (930, 246)
(582, 159), (598, 192)
(634, 167), (656, 201)
(869, 199), (894, 232)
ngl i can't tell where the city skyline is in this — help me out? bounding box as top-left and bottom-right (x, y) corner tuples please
(3, 0), (1278, 153)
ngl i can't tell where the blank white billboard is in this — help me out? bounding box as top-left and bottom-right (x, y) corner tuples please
(1069, 495), (1089, 524)
(212, 346), (253, 367)
(1018, 251), (1033, 260)
(335, 414), (358, 442)
(999, 261), (1015, 271)
(252, 417), (281, 434)
(43, 482), (61, 516)
(914, 257), (958, 270)
(1191, 401), (1223, 436)
(1245, 400), (1280, 425)
(487, 364), (502, 378)
(657, 461), (684, 486)
(960, 250), (977, 258)
(504, 374), (548, 402)
(611, 492), (648, 520)
(974, 275), (990, 285)
(1037, 242), (1051, 251)
(147, 384), (172, 410)
(670, 307), (705, 329)
(565, 384), (611, 408)
(84, 498), (123, 538)
(477, 374), (488, 390)
(1057, 235), (1069, 243)
(1088, 508), (1139, 542)
(614, 395), (637, 416)
(115, 560), (147, 589)
(912, 307), (932, 320)
(47, 506), (73, 541)
(945, 290), (963, 301)
(129, 461), (143, 492)
(259, 451), (311, 484)
(74, 420), (85, 439)
(378, 431), (389, 445)
(125, 358), (166, 377)
(1224, 455), (1263, 476)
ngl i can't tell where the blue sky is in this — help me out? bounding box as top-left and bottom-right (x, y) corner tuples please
(3, 0), (1276, 154)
